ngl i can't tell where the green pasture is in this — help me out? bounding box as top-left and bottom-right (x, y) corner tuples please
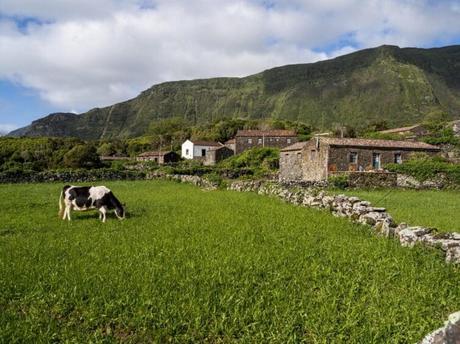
(341, 189), (460, 233)
(0, 181), (459, 343)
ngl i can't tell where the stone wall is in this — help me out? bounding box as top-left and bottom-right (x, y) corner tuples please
(279, 150), (303, 181)
(0, 169), (146, 184)
(330, 171), (397, 188)
(420, 311), (460, 344)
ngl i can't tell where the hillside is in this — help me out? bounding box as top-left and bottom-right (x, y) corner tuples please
(9, 45), (460, 139)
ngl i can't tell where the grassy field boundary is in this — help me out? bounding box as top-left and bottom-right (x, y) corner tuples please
(226, 180), (460, 264)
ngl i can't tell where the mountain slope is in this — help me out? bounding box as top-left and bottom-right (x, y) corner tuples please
(9, 45), (460, 139)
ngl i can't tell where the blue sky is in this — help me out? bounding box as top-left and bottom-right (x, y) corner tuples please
(1, 0), (460, 134)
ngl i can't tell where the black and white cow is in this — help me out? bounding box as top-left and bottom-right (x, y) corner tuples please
(59, 185), (125, 222)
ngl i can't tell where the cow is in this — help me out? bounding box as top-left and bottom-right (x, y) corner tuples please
(59, 185), (125, 222)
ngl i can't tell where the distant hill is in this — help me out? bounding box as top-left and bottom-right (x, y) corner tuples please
(9, 45), (460, 139)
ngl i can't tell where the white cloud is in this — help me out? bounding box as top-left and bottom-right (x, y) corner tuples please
(0, 123), (18, 135)
(0, 0), (459, 114)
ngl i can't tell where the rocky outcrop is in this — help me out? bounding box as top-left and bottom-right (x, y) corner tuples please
(420, 311), (460, 344)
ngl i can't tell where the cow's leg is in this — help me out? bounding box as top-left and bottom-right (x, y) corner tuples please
(62, 204), (70, 220)
(64, 202), (72, 221)
(99, 206), (107, 223)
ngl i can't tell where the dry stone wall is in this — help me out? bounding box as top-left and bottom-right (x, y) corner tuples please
(420, 311), (460, 344)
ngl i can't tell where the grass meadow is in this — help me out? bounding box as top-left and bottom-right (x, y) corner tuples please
(0, 180), (459, 343)
(341, 189), (460, 233)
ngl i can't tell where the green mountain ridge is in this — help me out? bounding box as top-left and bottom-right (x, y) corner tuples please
(9, 44), (460, 139)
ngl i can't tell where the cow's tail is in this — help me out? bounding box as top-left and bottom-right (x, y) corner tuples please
(58, 189), (64, 217)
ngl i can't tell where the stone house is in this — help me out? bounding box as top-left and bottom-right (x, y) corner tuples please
(137, 151), (180, 164)
(280, 137), (440, 181)
(204, 146), (234, 166)
(234, 130), (298, 154)
(181, 140), (222, 160)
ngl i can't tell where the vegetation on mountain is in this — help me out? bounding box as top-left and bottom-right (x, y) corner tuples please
(9, 45), (460, 139)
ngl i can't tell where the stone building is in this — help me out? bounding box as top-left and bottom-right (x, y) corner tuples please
(224, 138), (236, 151)
(136, 151), (180, 164)
(204, 146), (234, 166)
(234, 130), (297, 154)
(280, 137), (440, 181)
(181, 140), (222, 160)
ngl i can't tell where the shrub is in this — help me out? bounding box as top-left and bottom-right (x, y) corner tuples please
(63, 144), (101, 169)
(329, 174), (349, 189)
(386, 154), (460, 184)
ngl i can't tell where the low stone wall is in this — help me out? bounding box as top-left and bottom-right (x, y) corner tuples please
(0, 169), (146, 184)
(396, 173), (449, 189)
(420, 311), (460, 344)
(329, 171), (397, 188)
(163, 174), (219, 190)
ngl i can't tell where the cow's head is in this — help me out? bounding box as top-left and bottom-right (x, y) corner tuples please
(115, 204), (125, 220)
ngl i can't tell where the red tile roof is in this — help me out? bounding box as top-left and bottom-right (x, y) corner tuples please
(236, 130), (297, 137)
(191, 140), (222, 146)
(138, 151), (174, 157)
(321, 137), (440, 150)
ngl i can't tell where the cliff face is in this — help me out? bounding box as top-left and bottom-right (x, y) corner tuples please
(10, 45), (460, 139)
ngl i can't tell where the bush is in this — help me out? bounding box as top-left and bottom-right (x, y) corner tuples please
(63, 144), (102, 169)
(329, 174), (349, 189)
(203, 173), (227, 189)
(386, 154), (460, 184)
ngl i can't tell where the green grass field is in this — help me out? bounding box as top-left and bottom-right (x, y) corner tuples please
(1, 181), (459, 343)
(341, 189), (460, 233)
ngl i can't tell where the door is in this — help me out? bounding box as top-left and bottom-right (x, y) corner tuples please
(372, 153), (381, 170)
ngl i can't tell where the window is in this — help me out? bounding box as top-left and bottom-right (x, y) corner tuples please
(349, 152), (358, 164)
(258, 138), (262, 144)
(201, 149), (206, 157)
(276, 138), (280, 142)
(372, 153), (381, 169)
(287, 138), (291, 144)
(186, 149), (189, 156)
(297, 152), (302, 159)
(310, 150), (316, 160)
(248, 138), (253, 144)
(394, 153), (402, 164)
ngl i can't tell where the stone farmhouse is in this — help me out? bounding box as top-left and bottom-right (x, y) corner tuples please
(280, 137), (440, 181)
(136, 151), (180, 164)
(204, 146), (234, 166)
(235, 130), (298, 154)
(181, 140), (223, 160)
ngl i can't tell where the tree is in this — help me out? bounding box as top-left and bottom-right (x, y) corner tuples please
(63, 144), (101, 169)
(97, 143), (115, 157)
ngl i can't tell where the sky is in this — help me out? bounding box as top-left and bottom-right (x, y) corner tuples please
(1, 0), (460, 134)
